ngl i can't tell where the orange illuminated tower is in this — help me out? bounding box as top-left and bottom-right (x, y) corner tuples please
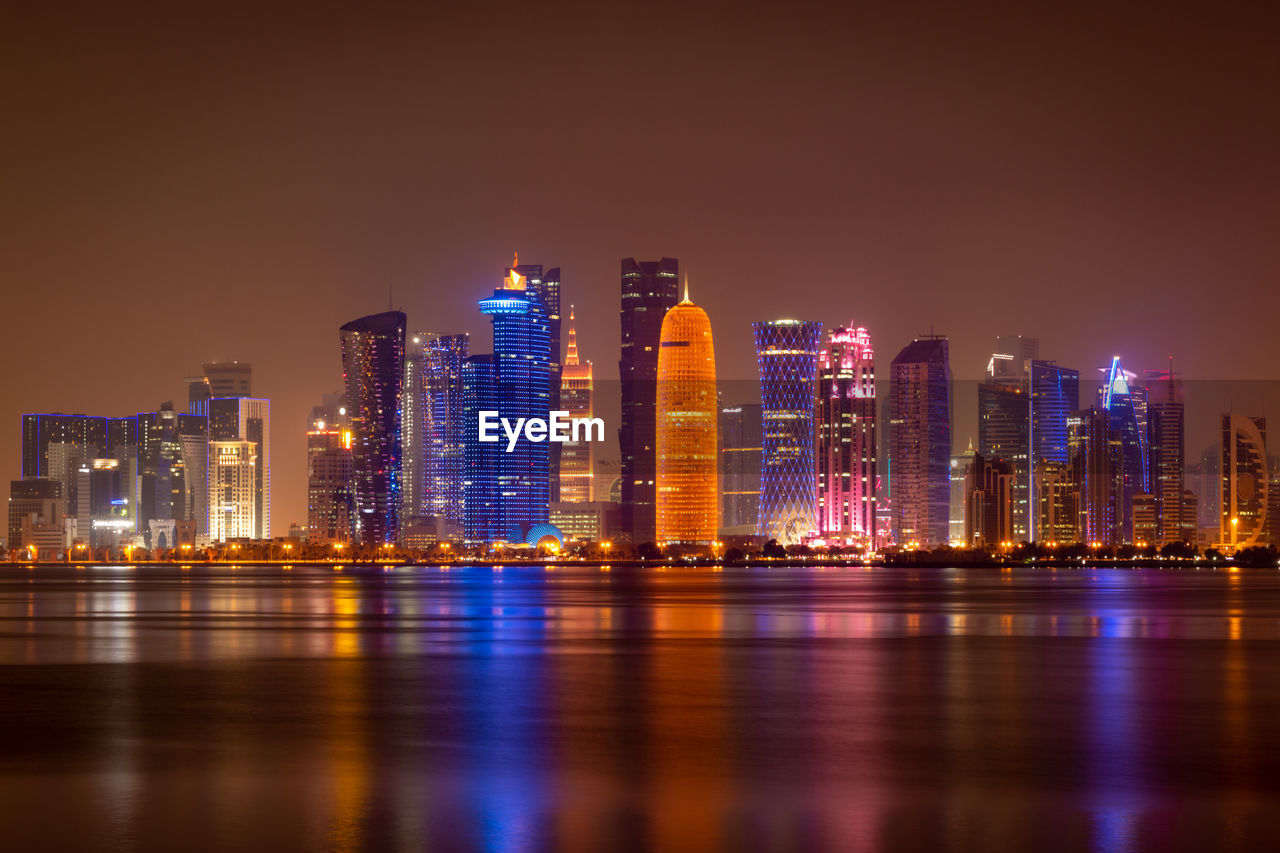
(656, 280), (718, 544)
(558, 306), (595, 502)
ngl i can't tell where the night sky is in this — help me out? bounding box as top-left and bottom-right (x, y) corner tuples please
(4, 2), (1278, 530)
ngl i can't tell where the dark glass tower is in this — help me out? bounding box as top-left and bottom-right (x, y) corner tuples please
(888, 336), (952, 548)
(424, 333), (470, 527)
(1146, 365), (1186, 545)
(977, 382), (1029, 541)
(754, 320), (823, 545)
(618, 257), (680, 543)
(719, 404), (763, 532)
(340, 311), (406, 545)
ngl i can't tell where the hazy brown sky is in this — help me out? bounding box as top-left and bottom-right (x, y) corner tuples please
(4, 1), (1279, 530)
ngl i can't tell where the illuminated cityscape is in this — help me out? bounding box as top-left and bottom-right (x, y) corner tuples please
(4, 4), (1280, 848)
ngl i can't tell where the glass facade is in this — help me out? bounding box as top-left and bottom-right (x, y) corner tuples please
(424, 333), (470, 525)
(655, 296), (718, 545)
(340, 311), (405, 545)
(888, 336), (952, 548)
(817, 325), (876, 545)
(754, 320), (822, 544)
(619, 257), (680, 543)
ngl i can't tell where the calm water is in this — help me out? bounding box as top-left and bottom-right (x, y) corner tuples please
(1, 563), (1279, 852)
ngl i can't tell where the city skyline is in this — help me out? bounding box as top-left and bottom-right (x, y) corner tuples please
(6, 5), (1280, 531)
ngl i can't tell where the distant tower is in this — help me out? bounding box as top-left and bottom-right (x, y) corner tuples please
(340, 311), (405, 545)
(656, 283), (718, 544)
(888, 335), (951, 548)
(1146, 362), (1186, 545)
(1220, 414), (1268, 551)
(619, 257), (680, 543)
(558, 307), (595, 503)
(307, 419), (354, 545)
(754, 320), (822, 544)
(505, 255), (561, 500)
(202, 362), (252, 398)
(1098, 357), (1148, 542)
(208, 397), (271, 540)
(817, 324), (876, 545)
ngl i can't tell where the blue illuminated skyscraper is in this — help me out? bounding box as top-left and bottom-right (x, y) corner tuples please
(1030, 360), (1079, 540)
(340, 311), (405, 545)
(753, 320), (822, 544)
(1099, 356), (1147, 541)
(462, 354), (499, 543)
(463, 264), (552, 542)
(424, 333), (470, 526)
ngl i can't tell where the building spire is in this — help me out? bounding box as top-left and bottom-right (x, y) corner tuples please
(565, 305), (579, 366)
(681, 271), (691, 304)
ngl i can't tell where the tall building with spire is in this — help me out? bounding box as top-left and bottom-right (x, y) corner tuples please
(656, 282), (718, 545)
(619, 257), (680, 543)
(463, 259), (552, 542)
(754, 319), (822, 544)
(816, 324), (876, 545)
(888, 335), (952, 548)
(505, 254), (562, 500)
(558, 307), (595, 503)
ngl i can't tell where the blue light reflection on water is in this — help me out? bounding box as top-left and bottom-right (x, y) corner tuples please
(1, 564), (1279, 851)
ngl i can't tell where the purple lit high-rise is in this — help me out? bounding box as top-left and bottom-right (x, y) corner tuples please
(340, 311), (406, 545)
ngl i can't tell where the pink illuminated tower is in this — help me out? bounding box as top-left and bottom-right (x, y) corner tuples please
(816, 324), (877, 546)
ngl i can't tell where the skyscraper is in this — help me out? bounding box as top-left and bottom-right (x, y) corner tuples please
(401, 331), (432, 527)
(340, 311), (405, 545)
(423, 333), (469, 526)
(719, 404), (762, 534)
(816, 324), (876, 545)
(1146, 364), (1187, 545)
(208, 397), (271, 539)
(1220, 414), (1268, 551)
(977, 381), (1029, 541)
(506, 256), (562, 500)
(655, 287), (718, 545)
(461, 355), (498, 543)
(307, 419), (354, 544)
(558, 308), (594, 503)
(964, 452), (1013, 546)
(464, 263), (552, 542)
(202, 362), (252, 398)
(1069, 407), (1121, 546)
(987, 336), (1039, 386)
(209, 440), (257, 541)
(1099, 357), (1148, 542)
(754, 320), (822, 545)
(619, 257), (680, 543)
(1030, 360), (1079, 540)
(888, 336), (952, 548)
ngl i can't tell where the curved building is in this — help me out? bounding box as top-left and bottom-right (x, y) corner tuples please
(656, 287), (718, 544)
(754, 320), (822, 544)
(340, 311), (406, 545)
(1221, 414), (1268, 551)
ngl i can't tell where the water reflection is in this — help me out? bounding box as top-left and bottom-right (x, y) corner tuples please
(1, 564), (1280, 850)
